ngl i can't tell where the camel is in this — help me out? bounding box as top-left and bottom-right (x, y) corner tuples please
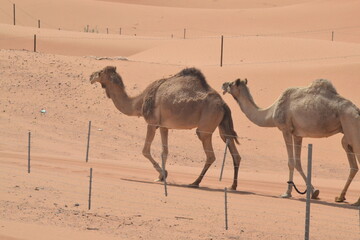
(90, 66), (242, 190)
(222, 78), (360, 206)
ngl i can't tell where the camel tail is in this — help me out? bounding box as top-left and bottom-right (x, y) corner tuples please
(220, 104), (239, 145)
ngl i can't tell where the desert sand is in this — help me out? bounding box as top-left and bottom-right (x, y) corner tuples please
(0, 0), (360, 239)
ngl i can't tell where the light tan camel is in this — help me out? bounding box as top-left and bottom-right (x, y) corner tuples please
(90, 66), (242, 189)
(222, 78), (360, 206)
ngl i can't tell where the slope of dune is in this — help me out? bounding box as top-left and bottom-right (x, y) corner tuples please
(0, 0), (359, 41)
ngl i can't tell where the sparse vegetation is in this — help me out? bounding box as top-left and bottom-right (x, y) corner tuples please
(84, 25), (98, 33)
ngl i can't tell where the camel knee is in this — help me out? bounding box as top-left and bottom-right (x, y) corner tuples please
(142, 148), (151, 158)
(287, 160), (295, 170)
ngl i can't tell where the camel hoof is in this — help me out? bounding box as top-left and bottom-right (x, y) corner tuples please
(311, 190), (320, 199)
(351, 199), (360, 206)
(156, 170), (168, 182)
(335, 196), (346, 202)
(280, 193), (292, 198)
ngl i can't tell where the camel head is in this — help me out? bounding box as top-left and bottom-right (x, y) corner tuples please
(222, 78), (248, 96)
(90, 66), (124, 98)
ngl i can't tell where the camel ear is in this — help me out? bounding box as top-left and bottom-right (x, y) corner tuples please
(244, 78), (248, 85)
(235, 79), (241, 86)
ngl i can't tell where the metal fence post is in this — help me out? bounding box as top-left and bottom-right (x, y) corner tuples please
(220, 35), (224, 67)
(86, 121), (91, 162)
(305, 144), (313, 240)
(224, 187), (228, 230)
(88, 168), (93, 210)
(13, 4), (15, 25)
(28, 132), (31, 173)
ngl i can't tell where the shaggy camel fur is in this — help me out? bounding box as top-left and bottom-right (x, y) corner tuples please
(90, 66), (241, 189)
(222, 78), (360, 206)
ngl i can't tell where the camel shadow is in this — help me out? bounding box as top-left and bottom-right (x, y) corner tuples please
(286, 196), (359, 210)
(120, 178), (359, 210)
(120, 178), (254, 195)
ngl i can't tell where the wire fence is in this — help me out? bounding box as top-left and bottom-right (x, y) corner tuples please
(2, 2), (360, 68)
(1, 0), (360, 42)
(0, 123), (359, 239)
(0, 160), (358, 239)
(1, 34), (360, 70)
(2, 0), (360, 39)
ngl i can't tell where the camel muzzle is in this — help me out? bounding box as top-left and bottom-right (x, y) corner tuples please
(222, 82), (230, 95)
(90, 72), (100, 84)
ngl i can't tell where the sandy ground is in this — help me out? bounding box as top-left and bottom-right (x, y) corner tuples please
(1, 0), (360, 239)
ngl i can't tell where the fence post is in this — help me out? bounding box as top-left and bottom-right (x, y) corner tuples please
(28, 132), (31, 173)
(38, 20), (40, 28)
(331, 31), (334, 41)
(304, 144), (313, 240)
(224, 187), (228, 230)
(183, 28), (186, 39)
(86, 121), (91, 162)
(219, 138), (229, 181)
(161, 155), (168, 197)
(220, 35), (224, 67)
(88, 168), (93, 210)
(34, 34), (36, 52)
(119, 28), (122, 35)
(13, 4), (15, 25)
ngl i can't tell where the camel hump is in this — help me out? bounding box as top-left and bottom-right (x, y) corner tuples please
(176, 67), (209, 89)
(308, 79), (338, 95)
(142, 78), (168, 121)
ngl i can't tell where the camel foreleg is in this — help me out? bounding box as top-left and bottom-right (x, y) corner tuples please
(282, 132), (295, 198)
(142, 125), (164, 181)
(293, 135), (319, 199)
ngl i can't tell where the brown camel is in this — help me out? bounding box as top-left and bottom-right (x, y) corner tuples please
(222, 78), (360, 206)
(90, 66), (242, 189)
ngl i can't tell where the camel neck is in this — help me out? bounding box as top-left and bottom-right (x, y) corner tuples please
(235, 86), (276, 127)
(107, 84), (143, 117)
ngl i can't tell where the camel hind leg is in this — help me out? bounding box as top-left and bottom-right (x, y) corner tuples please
(159, 127), (169, 180)
(189, 129), (216, 188)
(218, 127), (241, 190)
(335, 136), (359, 203)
